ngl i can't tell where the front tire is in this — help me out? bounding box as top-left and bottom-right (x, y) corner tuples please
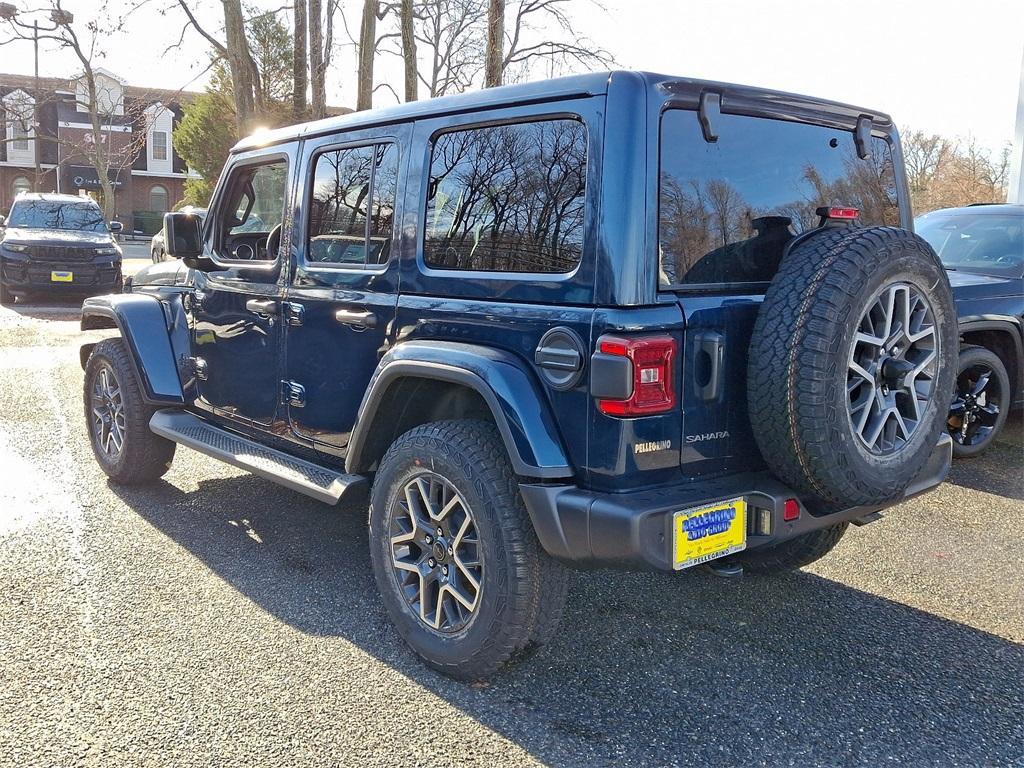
(369, 419), (569, 681)
(83, 338), (176, 484)
(948, 345), (1010, 458)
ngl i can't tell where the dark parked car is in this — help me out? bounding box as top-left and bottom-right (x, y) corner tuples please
(151, 206), (206, 262)
(916, 203), (1024, 457)
(0, 193), (123, 305)
(78, 72), (957, 681)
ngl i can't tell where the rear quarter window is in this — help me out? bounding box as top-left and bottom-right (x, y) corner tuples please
(658, 110), (899, 288)
(423, 118), (587, 274)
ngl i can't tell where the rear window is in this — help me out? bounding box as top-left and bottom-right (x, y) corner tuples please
(658, 110), (899, 288)
(7, 200), (107, 232)
(423, 118), (587, 274)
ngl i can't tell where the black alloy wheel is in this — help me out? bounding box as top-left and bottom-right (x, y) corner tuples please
(948, 345), (1010, 458)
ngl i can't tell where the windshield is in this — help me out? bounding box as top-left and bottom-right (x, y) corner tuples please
(916, 211), (1024, 278)
(7, 200), (108, 232)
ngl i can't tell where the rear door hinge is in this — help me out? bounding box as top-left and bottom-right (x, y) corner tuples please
(280, 380), (306, 408)
(189, 356), (209, 381)
(284, 302), (304, 327)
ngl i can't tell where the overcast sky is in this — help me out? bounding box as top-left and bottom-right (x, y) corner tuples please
(2, 0), (1021, 154)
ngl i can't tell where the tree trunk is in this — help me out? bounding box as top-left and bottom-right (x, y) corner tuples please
(356, 0), (377, 111)
(484, 0), (504, 88)
(293, 0), (308, 121)
(309, 0), (327, 119)
(222, 0), (258, 133)
(400, 0), (417, 102)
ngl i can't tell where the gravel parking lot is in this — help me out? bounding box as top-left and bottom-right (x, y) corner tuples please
(1, 299), (1022, 767)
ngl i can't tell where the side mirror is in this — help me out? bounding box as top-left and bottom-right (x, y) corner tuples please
(109, 220), (123, 233)
(164, 211), (202, 260)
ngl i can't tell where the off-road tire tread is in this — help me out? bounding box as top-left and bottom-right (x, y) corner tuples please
(748, 226), (955, 506)
(84, 338), (175, 484)
(370, 419), (567, 682)
(731, 523), (849, 574)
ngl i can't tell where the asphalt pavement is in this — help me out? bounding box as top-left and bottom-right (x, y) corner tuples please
(0, 300), (1021, 767)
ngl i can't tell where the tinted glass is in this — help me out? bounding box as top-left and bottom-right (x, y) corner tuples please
(308, 143), (397, 266)
(659, 110), (899, 287)
(226, 161), (287, 238)
(8, 200), (107, 232)
(424, 119), (587, 273)
(916, 211), (1024, 278)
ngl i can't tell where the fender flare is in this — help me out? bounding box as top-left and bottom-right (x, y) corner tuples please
(346, 340), (573, 479)
(957, 315), (1024, 395)
(80, 294), (185, 405)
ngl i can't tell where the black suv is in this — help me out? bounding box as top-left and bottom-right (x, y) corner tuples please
(916, 203), (1024, 457)
(79, 72), (957, 680)
(0, 193), (124, 304)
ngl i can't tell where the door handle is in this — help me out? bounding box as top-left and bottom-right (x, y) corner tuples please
(245, 298), (277, 316)
(334, 308), (376, 329)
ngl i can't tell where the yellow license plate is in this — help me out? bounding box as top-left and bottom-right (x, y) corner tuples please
(50, 271), (73, 283)
(673, 497), (746, 570)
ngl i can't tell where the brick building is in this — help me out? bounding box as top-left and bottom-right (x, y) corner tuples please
(0, 69), (199, 233)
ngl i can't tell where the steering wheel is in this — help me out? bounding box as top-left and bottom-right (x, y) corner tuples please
(266, 223), (283, 261)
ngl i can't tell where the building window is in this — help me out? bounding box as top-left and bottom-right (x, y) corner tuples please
(10, 119), (30, 151)
(149, 184), (169, 213)
(12, 176), (31, 197)
(152, 130), (168, 161)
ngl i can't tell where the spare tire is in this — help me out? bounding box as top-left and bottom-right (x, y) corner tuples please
(748, 226), (956, 507)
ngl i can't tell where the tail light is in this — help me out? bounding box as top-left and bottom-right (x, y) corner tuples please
(595, 334), (677, 416)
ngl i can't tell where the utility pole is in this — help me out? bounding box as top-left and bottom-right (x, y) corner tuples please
(33, 19), (41, 192)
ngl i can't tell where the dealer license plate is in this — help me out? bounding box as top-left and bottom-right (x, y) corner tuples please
(50, 271), (73, 283)
(673, 497), (747, 570)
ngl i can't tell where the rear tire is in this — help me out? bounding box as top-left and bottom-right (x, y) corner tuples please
(83, 338), (176, 484)
(369, 419), (568, 681)
(728, 524), (848, 574)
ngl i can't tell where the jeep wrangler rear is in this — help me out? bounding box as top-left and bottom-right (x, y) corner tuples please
(79, 71), (955, 681)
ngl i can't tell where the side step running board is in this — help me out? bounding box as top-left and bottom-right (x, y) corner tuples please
(149, 409), (364, 505)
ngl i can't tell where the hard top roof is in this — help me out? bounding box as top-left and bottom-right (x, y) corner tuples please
(11, 192), (99, 205)
(233, 70), (895, 153)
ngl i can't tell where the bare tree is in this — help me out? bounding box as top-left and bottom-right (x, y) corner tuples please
(356, 0), (379, 110)
(171, 0), (261, 133)
(501, 0), (613, 82)
(484, 0), (504, 87)
(293, 0), (308, 120)
(1, 1), (159, 221)
(399, 0), (418, 101)
(413, 0), (487, 98)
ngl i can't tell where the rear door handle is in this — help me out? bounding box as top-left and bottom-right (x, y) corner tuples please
(245, 298), (277, 316)
(335, 308), (376, 329)
(695, 331), (725, 402)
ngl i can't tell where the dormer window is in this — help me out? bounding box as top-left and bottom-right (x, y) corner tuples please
(144, 103), (173, 173)
(3, 89), (35, 165)
(152, 130), (168, 161)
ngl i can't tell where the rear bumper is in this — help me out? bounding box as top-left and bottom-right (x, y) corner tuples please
(520, 434), (952, 571)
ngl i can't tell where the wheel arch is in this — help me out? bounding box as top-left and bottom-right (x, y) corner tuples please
(80, 294), (186, 405)
(958, 317), (1023, 403)
(346, 341), (574, 480)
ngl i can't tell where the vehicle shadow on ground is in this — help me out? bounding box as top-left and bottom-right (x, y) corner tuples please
(944, 412), (1024, 501)
(110, 473), (1024, 767)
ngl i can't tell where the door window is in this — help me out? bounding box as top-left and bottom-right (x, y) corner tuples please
(216, 159), (288, 261)
(307, 142), (398, 267)
(423, 118), (587, 274)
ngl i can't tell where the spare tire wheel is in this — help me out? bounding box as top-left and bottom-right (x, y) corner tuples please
(748, 226), (956, 507)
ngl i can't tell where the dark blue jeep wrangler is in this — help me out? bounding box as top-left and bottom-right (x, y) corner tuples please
(79, 72), (957, 680)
